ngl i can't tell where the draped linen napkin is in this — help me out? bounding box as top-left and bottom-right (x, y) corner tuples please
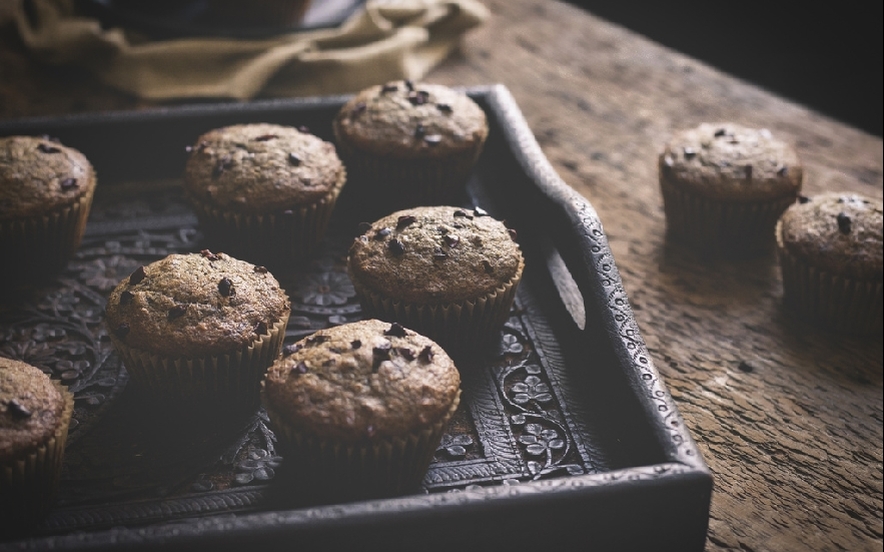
(13, 0), (489, 100)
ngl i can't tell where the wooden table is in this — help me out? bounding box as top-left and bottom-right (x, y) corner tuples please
(1, 2), (881, 551)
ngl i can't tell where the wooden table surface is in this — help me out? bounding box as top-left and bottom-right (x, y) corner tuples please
(1, 2), (881, 551)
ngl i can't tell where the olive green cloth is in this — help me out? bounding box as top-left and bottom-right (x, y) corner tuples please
(13, 0), (488, 100)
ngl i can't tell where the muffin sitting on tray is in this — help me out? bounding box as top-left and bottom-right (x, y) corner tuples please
(183, 123), (346, 269)
(1, 135), (97, 286)
(333, 80), (489, 216)
(658, 122), (803, 257)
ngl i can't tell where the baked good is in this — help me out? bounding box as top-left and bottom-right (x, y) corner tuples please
(659, 122), (803, 256)
(775, 192), (883, 334)
(347, 205), (524, 357)
(261, 318), (461, 500)
(184, 123), (346, 269)
(332, 80), (488, 216)
(1, 135), (97, 285)
(105, 250), (291, 409)
(1, 358), (74, 533)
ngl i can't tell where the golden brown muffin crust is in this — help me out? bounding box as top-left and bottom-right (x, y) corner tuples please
(347, 206), (524, 304)
(0, 135), (97, 220)
(0, 358), (66, 460)
(333, 81), (488, 159)
(105, 251), (290, 357)
(777, 192), (883, 280)
(262, 319), (461, 442)
(659, 122), (802, 202)
(184, 123), (345, 213)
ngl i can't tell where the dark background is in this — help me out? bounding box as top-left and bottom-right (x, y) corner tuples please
(564, 1), (883, 137)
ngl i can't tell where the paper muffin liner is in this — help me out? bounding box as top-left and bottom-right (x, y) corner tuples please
(1, 188), (95, 282)
(776, 228), (883, 335)
(110, 314), (289, 409)
(189, 176), (344, 267)
(0, 379), (74, 531)
(660, 180), (797, 257)
(335, 139), (485, 215)
(266, 390), (461, 501)
(351, 260), (523, 358)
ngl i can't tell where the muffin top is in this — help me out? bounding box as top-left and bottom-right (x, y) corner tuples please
(0, 135), (97, 220)
(261, 319), (461, 442)
(777, 192), (883, 280)
(0, 358), (71, 460)
(105, 251), (290, 357)
(347, 205), (524, 305)
(184, 123), (346, 214)
(333, 81), (488, 160)
(659, 122), (803, 201)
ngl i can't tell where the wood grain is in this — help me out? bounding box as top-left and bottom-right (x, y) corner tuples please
(1, 1), (881, 550)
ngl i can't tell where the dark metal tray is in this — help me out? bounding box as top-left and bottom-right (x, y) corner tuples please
(0, 85), (712, 552)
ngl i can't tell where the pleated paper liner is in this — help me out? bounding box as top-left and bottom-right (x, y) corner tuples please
(776, 232), (883, 335)
(350, 259), (523, 360)
(187, 175), (344, 269)
(0, 188), (95, 285)
(660, 179), (797, 257)
(264, 391), (461, 505)
(0, 380), (74, 535)
(110, 314), (289, 411)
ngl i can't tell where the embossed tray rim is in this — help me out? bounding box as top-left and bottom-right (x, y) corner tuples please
(0, 85), (712, 552)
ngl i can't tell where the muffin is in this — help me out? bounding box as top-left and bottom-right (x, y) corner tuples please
(1, 358), (74, 534)
(347, 205), (524, 357)
(0, 135), (97, 285)
(775, 192), (883, 334)
(659, 122), (803, 256)
(184, 123), (346, 269)
(105, 250), (291, 409)
(332, 80), (489, 216)
(261, 319), (461, 501)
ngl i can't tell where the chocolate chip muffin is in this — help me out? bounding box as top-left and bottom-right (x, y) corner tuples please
(1, 135), (97, 285)
(184, 123), (346, 268)
(261, 319), (461, 501)
(659, 122), (803, 256)
(347, 205), (524, 357)
(105, 250), (291, 408)
(333, 80), (488, 216)
(1, 358), (74, 534)
(775, 192), (883, 334)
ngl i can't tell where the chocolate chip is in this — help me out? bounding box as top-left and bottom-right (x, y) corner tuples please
(777, 165), (789, 177)
(213, 155), (233, 178)
(483, 260), (494, 274)
(200, 249), (220, 261)
(114, 323), (130, 339)
(254, 134), (278, 141)
(352, 102), (367, 116)
(37, 143), (61, 154)
(384, 322), (408, 337)
(836, 212), (852, 234)
(414, 124), (426, 139)
(288, 152), (301, 166)
(453, 209), (473, 219)
(6, 398), (32, 419)
(291, 361), (308, 375)
(738, 361), (754, 373)
(683, 147), (696, 158)
(714, 128), (727, 137)
(283, 343), (303, 356)
(129, 266), (146, 285)
(418, 345), (434, 362)
(798, 195), (810, 204)
(307, 334), (329, 345)
(404, 79), (415, 91)
(398, 347), (416, 361)
(218, 277), (235, 297)
(423, 134), (442, 146)
(436, 103), (452, 113)
(443, 234), (460, 248)
(168, 305), (187, 320)
(408, 91), (430, 106)
(60, 178), (78, 190)
(119, 290), (134, 305)
(372, 341), (392, 372)
(508, 228), (518, 241)
(254, 265), (268, 274)
(433, 247), (448, 260)
(374, 227), (391, 240)
(397, 215), (417, 229)
(388, 239), (405, 255)
(40, 134), (60, 143)
(351, 339), (362, 349)
(381, 83), (398, 93)
(254, 321), (268, 335)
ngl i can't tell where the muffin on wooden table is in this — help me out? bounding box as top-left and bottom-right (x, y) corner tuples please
(1, 358), (74, 534)
(105, 250), (290, 410)
(261, 319), (461, 502)
(659, 122), (803, 257)
(333, 80), (488, 216)
(347, 205), (524, 358)
(775, 192), (882, 334)
(184, 123), (346, 269)
(1, 135), (97, 286)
